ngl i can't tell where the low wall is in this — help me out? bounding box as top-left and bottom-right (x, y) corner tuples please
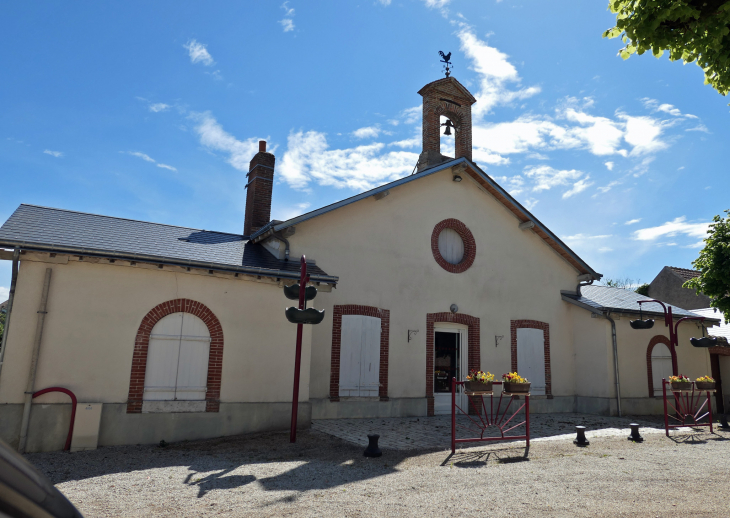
(0, 402), (311, 452)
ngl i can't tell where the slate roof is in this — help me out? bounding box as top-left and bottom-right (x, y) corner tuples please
(0, 204), (336, 282)
(563, 284), (719, 320)
(667, 266), (701, 281)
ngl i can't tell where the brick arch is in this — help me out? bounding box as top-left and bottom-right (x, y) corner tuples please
(510, 320), (552, 398)
(426, 312), (480, 416)
(423, 101), (472, 161)
(431, 218), (477, 273)
(646, 335), (674, 397)
(127, 299), (224, 413)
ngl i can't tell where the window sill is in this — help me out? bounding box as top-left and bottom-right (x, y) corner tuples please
(142, 400), (206, 413)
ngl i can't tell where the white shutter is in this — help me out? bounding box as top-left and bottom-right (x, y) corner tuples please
(359, 316), (381, 397)
(516, 328), (546, 395)
(339, 315), (381, 397)
(175, 314), (211, 400)
(651, 344), (673, 395)
(438, 228), (464, 265)
(144, 313), (184, 401)
(339, 315), (363, 397)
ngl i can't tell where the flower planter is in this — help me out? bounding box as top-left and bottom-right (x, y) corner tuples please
(503, 382), (530, 394)
(464, 381), (493, 395)
(670, 381), (693, 392)
(695, 381), (716, 391)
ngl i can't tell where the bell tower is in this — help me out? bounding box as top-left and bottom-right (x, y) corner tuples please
(416, 76), (477, 171)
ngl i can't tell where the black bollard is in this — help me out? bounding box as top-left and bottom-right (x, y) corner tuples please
(573, 426), (590, 446)
(627, 423), (643, 442)
(720, 414), (730, 430)
(363, 434), (382, 457)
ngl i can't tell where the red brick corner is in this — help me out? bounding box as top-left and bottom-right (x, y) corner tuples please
(127, 299), (224, 413)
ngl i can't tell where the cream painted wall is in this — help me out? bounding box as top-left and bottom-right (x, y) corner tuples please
(571, 307), (613, 398)
(0, 258), (312, 406)
(284, 166), (584, 401)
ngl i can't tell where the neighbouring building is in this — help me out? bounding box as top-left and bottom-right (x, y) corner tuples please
(647, 266), (712, 310)
(0, 75), (724, 452)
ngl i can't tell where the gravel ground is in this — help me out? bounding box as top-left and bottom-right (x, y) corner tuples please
(26, 421), (730, 518)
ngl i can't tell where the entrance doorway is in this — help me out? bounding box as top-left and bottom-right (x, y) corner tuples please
(433, 327), (467, 415)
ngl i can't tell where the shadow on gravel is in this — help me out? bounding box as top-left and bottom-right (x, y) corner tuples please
(440, 445), (529, 468)
(25, 429), (407, 498)
(667, 431), (730, 445)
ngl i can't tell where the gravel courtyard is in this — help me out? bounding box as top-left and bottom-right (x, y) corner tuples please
(26, 414), (730, 518)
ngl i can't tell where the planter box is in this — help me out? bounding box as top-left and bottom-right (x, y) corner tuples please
(464, 381), (493, 394)
(695, 381), (716, 391)
(503, 382), (530, 394)
(670, 381), (692, 392)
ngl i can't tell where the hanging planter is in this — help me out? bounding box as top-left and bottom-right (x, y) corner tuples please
(695, 376), (716, 391)
(502, 372), (531, 394)
(629, 303), (655, 329)
(669, 374), (692, 392)
(283, 283), (318, 301)
(690, 324), (717, 348)
(285, 307), (325, 325)
(464, 370), (494, 395)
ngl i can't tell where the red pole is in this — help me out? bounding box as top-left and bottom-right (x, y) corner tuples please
(662, 379), (669, 437)
(290, 256), (308, 443)
(451, 377), (456, 454)
(668, 306), (679, 376)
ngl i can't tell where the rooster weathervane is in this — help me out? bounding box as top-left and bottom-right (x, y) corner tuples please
(439, 51), (452, 77)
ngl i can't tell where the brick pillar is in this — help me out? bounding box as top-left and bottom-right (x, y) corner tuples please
(243, 140), (275, 237)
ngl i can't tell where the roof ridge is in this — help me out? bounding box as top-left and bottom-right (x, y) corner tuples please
(17, 204), (242, 237)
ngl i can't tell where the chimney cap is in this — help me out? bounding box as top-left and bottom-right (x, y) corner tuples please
(259, 140), (267, 153)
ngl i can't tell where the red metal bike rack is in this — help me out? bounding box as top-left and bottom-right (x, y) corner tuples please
(451, 378), (530, 453)
(661, 378), (713, 437)
(32, 387), (77, 451)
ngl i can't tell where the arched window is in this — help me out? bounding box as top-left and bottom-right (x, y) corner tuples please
(650, 343), (673, 396)
(143, 312), (211, 412)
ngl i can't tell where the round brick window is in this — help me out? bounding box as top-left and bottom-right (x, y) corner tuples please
(431, 218), (476, 273)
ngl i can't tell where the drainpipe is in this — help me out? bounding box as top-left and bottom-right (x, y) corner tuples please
(18, 267), (52, 453)
(605, 311), (622, 417)
(0, 247), (20, 381)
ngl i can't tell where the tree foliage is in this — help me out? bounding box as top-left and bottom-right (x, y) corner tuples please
(603, 0), (730, 96)
(635, 283), (650, 296)
(684, 210), (730, 322)
(602, 277), (641, 290)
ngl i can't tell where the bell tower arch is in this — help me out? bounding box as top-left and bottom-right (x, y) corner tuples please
(417, 77), (477, 172)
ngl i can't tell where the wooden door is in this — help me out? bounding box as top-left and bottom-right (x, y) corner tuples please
(516, 328), (546, 395)
(339, 315), (381, 397)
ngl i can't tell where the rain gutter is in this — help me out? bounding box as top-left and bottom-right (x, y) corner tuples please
(0, 240), (338, 285)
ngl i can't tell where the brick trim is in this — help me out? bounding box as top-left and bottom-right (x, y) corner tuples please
(426, 312), (481, 416)
(646, 335), (673, 397)
(127, 299), (224, 413)
(330, 305), (390, 402)
(431, 218), (477, 274)
(510, 320), (552, 398)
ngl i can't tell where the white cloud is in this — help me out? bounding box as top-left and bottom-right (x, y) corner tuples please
(278, 130), (418, 190)
(604, 161), (614, 170)
(280, 2), (295, 32)
(491, 174), (525, 196)
(522, 197), (539, 210)
(377, 0), (392, 4)
(686, 124), (709, 133)
(183, 39), (215, 66)
(625, 218), (641, 225)
(423, 0), (451, 6)
(400, 106), (421, 124)
(523, 165), (585, 195)
(189, 111), (264, 173)
(43, 150), (63, 157)
(149, 103), (170, 113)
(598, 247), (613, 253)
(621, 115), (667, 156)
(389, 137), (420, 149)
(126, 151), (177, 172)
(596, 180), (620, 194)
(352, 126), (382, 139)
(563, 108), (624, 156)
(562, 176), (594, 199)
(456, 24), (540, 116)
(641, 98), (698, 119)
(633, 217), (711, 242)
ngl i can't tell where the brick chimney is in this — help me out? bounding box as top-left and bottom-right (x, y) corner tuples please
(244, 140), (275, 237)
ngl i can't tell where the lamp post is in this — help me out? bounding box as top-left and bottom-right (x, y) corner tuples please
(634, 299), (705, 376)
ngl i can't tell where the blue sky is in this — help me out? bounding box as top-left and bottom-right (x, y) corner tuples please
(1, 0), (728, 297)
